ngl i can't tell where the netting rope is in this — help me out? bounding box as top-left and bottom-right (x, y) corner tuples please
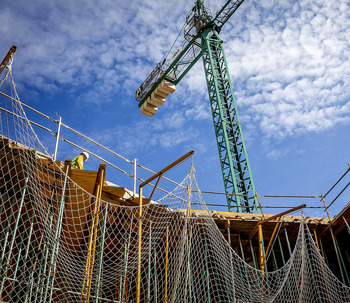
(0, 61), (350, 302)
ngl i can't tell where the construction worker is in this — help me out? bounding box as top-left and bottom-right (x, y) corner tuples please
(72, 152), (89, 169)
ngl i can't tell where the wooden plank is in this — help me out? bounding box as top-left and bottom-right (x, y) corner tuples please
(70, 170), (98, 194)
(319, 204), (350, 237)
(102, 186), (133, 200)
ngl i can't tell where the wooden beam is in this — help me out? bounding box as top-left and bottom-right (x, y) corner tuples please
(0, 45), (17, 74)
(319, 202), (350, 238)
(249, 204), (306, 240)
(262, 217), (281, 264)
(139, 150), (194, 188)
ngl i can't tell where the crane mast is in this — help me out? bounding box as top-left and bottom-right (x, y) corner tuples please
(136, 0), (259, 213)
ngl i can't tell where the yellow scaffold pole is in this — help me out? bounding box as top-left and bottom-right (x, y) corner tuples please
(80, 164), (106, 303)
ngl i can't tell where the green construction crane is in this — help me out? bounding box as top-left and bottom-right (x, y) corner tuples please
(135, 0), (259, 213)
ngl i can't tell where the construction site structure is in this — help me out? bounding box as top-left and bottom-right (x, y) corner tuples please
(1, 46), (350, 302)
(136, 0), (259, 213)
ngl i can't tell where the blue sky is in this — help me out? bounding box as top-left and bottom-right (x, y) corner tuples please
(1, 0), (349, 218)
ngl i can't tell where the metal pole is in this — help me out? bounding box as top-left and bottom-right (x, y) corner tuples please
(133, 159), (137, 198)
(136, 186), (143, 303)
(8, 212), (29, 300)
(46, 164), (69, 302)
(255, 192), (265, 219)
(319, 237), (329, 265)
(249, 240), (258, 269)
(238, 232), (252, 299)
(120, 228), (132, 301)
(52, 116), (62, 162)
(263, 217), (281, 264)
(82, 168), (105, 303)
(258, 224), (264, 272)
(0, 196), (15, 263)
(327, 182), (350, 210)
(271, 249), (278, 271)
(227, 221), (236, 301)
(23, 210), (39, 303)
(164, 224), (169, 303)
(147, 222), (152, 303)
(0, 175), (29, 295)
(183, 185), (191, 302)
(323, 166), (350, 198)
(313, 229), (331, 302)
(321, 195), (332, 222)
(118, 232), (126, 301)
(36, 213), (53, 303)
(329, 227), (346, 283)
(331, 228), (350, 284)
(249, 238), (263, 294)
(25, 203), (51, 303)
(299, 222), (306, 302)
(343, 216), (350, 234)
(204, 236), (210, 303)
(154, 250), (158, 303)
(284, 229), (292, 256)
(95, 198), (108, 303)
(136, 151), (194, 303)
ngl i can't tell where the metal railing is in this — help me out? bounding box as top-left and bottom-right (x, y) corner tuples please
(1, 89), (349, 215)
(0, 90), (187, 198)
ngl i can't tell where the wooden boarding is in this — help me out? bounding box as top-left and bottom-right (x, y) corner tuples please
(319, 202), (350, 238)
(101, 185), (134, 206)
(176, 208), (329, 242)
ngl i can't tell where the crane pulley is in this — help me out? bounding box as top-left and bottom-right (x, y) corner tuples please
(135, 0), (259, 213)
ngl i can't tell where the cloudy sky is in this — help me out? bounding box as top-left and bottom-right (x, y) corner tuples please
(1, 0), (349, 217)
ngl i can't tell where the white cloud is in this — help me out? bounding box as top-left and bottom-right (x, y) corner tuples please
(1, 0), (349, 158)
(220, 0), (350, 143)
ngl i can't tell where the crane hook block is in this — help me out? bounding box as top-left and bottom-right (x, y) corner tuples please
(141, 79), (176, 117)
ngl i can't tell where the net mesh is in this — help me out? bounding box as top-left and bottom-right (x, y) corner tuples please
(1, 60), (350, 302)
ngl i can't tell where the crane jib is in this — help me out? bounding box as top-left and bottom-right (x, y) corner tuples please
(135, 0), (245, 106)
(135, 62), (163, 100)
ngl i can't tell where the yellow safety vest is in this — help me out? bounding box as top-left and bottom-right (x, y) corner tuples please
(72, 155), (84, 169)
